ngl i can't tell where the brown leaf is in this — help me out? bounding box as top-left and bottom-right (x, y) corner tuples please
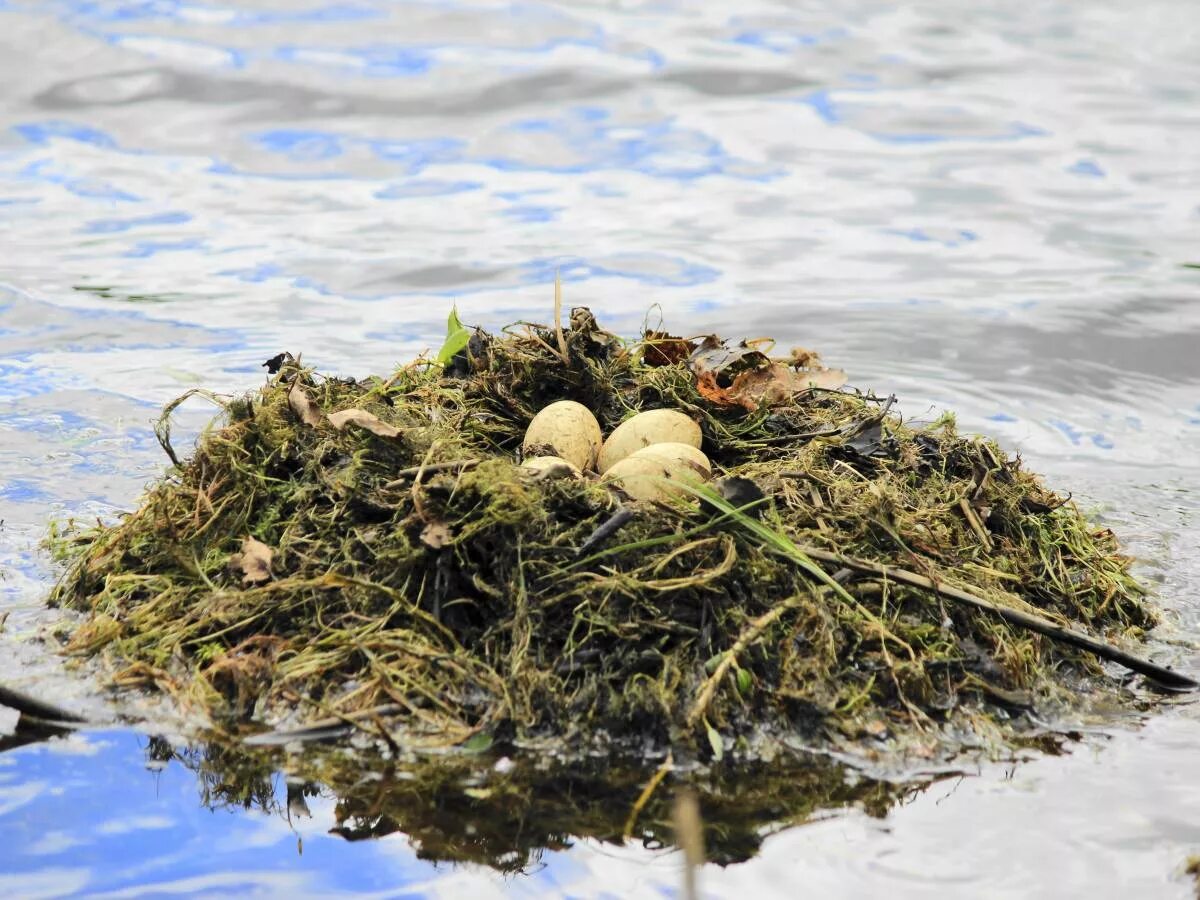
(327, 408), (402, 439)
(688, 334), (762, 378)
(729, 361), (847, 408)
(788, 346), (821, 369)
(690, 334), (846, 409)
(231, 536), (273, 585)
(287, 380), (324, 428)
(695, 370), (741, 408)
(698, 362), (846, 410)
(642, 331), (697, 367)
(420, 521), (453, 550)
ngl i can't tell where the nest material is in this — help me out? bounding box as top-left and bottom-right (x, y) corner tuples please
(48, 309), (1157, 762)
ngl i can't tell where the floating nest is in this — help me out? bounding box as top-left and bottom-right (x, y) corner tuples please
(48, 307), (1182, 767)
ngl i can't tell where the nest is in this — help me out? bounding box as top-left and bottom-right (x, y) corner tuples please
(48, 308), (1168, 764)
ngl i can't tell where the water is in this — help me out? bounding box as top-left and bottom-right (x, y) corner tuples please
(1, 0), (1199, 895)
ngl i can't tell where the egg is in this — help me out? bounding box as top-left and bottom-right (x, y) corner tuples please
(522, 401), (602, 472)
(602, 454), (706, 503)
(628, 442), (711, 478)
(597, 409), (702, 473)
(519, 455), (582, 480)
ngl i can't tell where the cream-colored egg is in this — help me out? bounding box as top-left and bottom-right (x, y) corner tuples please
(597, 409), (702, 473)
(602, 455), (703, 503)
(629, 442), (711, 478)
(522, 401), (602, 472)
(519, 455), (582, 480)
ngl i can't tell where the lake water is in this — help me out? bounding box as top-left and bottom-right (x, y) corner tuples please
(1, 1), (1199, 897)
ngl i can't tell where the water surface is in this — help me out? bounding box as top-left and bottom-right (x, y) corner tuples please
(1, 1), (1199, 896)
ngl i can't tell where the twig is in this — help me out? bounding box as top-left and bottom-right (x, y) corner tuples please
(622, 751), (673, 839)
(686, 482), (1197, 690)
(810, 483), (829, 533)
(687, 593), (808, 728)
(243, 703), (405, 746)
(673, 788), (704, 900)
(0, 684), (87, 724)
(800, 546), (1197, 690)
(153, 388), (226, 467)
(761, 425), (843, 446)
(959, 497), (994, 550)
(576, 507), (636, 557)
(554, 271), (570, 364)
(383, 458), (479, 488)
(837, 394), (897, 441)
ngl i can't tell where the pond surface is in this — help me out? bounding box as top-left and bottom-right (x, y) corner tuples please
(1, 0), (1199, 896)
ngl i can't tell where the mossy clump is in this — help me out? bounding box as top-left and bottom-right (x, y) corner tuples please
(48, 309), (1161, 763)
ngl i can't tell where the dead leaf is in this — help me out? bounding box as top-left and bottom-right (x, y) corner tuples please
(728, 361), (847, 408)
(569, 307), (621, 354)
(697, 362), (846, 410)
(788, 346), (822, 369)
(287, 380), (324, 428)
(690, 334), (846, 410)
(231, 536), (273, 585)
(695, 370), (740, 407)
(327, 408), (402, 439)
(688, 334), (762, 378)
(420, 521), (453, 550)
(642, 331), (696, 367)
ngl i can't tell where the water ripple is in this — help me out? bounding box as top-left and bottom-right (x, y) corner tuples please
(1, 0), (1199, 896)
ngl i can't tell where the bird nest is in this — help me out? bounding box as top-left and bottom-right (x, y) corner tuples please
(47, 306), (1184, 767)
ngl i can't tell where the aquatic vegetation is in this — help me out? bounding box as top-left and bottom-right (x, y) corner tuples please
(47, 307), (1175, 765)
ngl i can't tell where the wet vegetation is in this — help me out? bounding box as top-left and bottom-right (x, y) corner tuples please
(47, 306), (1175, 772)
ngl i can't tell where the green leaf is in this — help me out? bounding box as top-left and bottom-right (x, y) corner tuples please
(704, 721), (724, 761)
(460, 732), (493, 754)
(735, 668), (753, 696)
(436, 304), (472, 366)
